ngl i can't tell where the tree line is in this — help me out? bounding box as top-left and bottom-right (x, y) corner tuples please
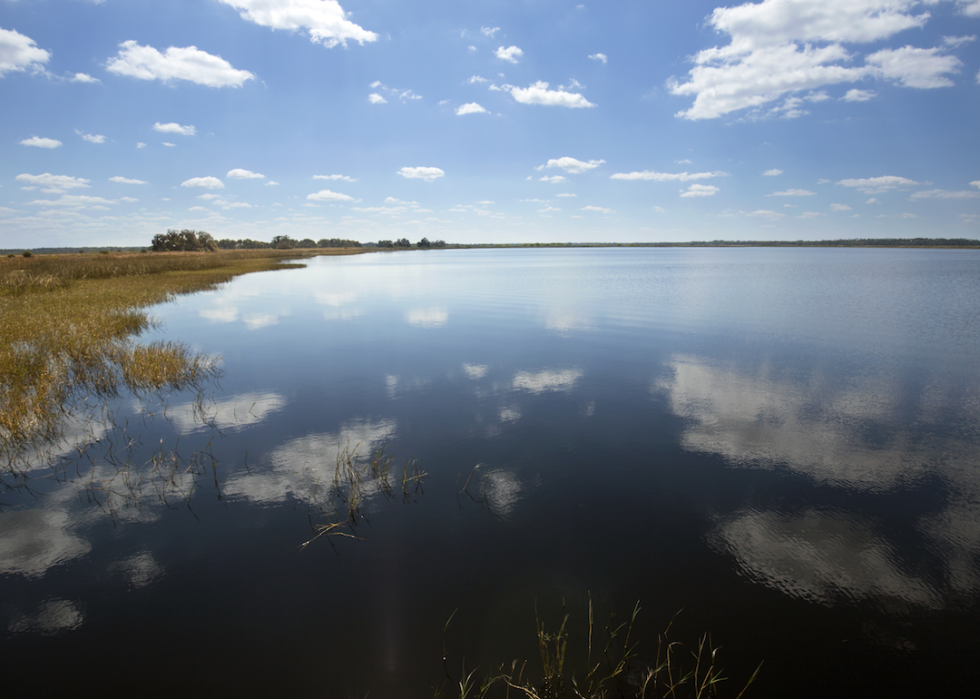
(149, 231), (451, 252)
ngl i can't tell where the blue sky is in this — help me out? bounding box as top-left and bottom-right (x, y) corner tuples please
(2, 0), (979, 247)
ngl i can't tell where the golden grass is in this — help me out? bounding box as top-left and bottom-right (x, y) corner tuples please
(0, 248), (367, 470)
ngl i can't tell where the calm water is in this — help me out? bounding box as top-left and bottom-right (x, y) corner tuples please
(3, 247), (980, 697)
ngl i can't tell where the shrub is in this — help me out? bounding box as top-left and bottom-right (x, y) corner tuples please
(22, 251), (32, 258)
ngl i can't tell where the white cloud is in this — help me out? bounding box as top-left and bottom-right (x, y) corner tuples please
(456, 102), (488, 115)
(16, 173), (90, 193)
(136, 142), (147, 148)
(837, 175), (926, 194)
(538, 205), (561, 213)
(368, 93), (387, 104)
(75, 129), (105, 144)
(107, 41), (254, 87)
(537, 157), (605, 174)
(307, 189), (354, 201)
(610, 170), (729, 182)
(508, 81), (595, 108)
(680, 184), (720, 197)
(119, 197), (138, 203)
(581, 205), (613, 213)
(943, 35), (976, 48)
(961, 1), (980, 18)
(216, 0), (378, 48)
(512, 368), (582, 394)
(227, 168), (265, 179)
(19, 136), (61, 149)
(841, 88), (877, 101)
(266, 181), (279, 186)
(665, 0), (961, 120)
(557, 193), (577, 198)
(25, 195), (115, 207)
(69, 73), (99, 83)
(745, 209), (785, 220)
(909, 189), (980, 200)
(866, 198), (879, 204)
(798, 211), (822, 218)
(153, 122), (196, 136)
(495, 45), (524, 63)
(831, 203), (852, 211)
(314, 174), (356, 181)
(588, 53), (608, 64)
(768, 189), (816, 196)
(181, 176), (224, 189)
(398, 166), (445, 182)
(865, 46), (961, 88)
(466, 75), (488, 84)
(0, 27), (50, 77)
(162, 142), (176, 147)
(539, 175), (567, 183)
(971, 181), (980, 190)
(109, 176), (147, 185)
(481, 27), (501, 38)
(763, 168), (783, 176)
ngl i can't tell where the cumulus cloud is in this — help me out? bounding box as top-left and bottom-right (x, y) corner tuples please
(16, 173), (90, 193)
(398, 166), (445, 182)
(307, 189), (354, 201)
(557, 193), (577, 197)
(680, 184), (720, 197)
(837, 175), (926, 194)
(19, 136), (62, 149)
(841, 88), (877, 101)
(25, 194), (115, 207)
(0, 27), (50, 77)
(227, 168), (265, 179)
(75, 130), (105, 144)
(831, 203), (853, 211)
(481, 27), (501, 38)
(216, 0), (377, 48)
(314, 174), (357, 182)
(466, 75), (489, 84)
(763, 169), (783, 176)
(666, 0), (963, 120)
(508, 81), (595, 108)
(456, 102), (488, 115)
(768, 189), (816, 196)
(107, 41), (254, 87)
(588, 53), (608, 64)
(539, 175), (567, 183)
(610, 170), (729, 182)
(581, 205), (613, 213)
(69, 73), (99, 83)
(368, 93), (386, 104)
(495, 45), (523, 63)
(181, 176), (224, 189)
(537, 157), (605, 174)
(153, 122), (195, 136)
(109, 176), (147, 185)
(865, 46), (961, 88)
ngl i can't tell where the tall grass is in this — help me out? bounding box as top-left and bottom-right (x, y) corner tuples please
(440, 600), (761, 699)
(0, 249), (366, 471)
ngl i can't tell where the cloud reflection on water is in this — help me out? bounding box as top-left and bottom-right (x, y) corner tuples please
(659, 353), (980, 606)
(512, 368), (583, 394)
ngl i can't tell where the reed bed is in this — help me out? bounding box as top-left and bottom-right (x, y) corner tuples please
(441, 601), (760, 699)
(0, 248), (366, 471)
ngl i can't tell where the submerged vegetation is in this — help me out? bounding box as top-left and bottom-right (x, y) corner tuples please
(0, 247), (366, 471)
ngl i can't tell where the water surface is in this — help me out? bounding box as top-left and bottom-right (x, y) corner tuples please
(3, 247), (979, 697)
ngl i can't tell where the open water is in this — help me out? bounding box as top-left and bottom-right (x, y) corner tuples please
(2, 247), (979, 697)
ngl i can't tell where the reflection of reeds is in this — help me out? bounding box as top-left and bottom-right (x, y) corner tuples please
(302, 443), (425, 549)
(439, 599), (761, 699)
(1, 249), (365, 473)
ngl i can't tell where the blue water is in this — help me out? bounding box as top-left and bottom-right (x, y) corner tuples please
(2, 247), (979, 697)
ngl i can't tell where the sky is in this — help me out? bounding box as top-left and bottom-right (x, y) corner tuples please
(1, 0), (979, 247)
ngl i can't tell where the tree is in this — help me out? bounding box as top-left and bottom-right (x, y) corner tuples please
(417, 237), (431, 248)
(271, 235), (295, 250)
(395, 238), (411, 248)
(298, 238), (316, 248)
(150, 229), (215, 252)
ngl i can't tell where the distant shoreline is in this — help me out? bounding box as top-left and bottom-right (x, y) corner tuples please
(4, 238), (979, 255)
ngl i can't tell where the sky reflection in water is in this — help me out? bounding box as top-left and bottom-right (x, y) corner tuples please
(2, 247), (979, 697)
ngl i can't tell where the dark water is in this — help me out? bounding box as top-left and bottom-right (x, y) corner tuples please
(3, 248), (979, 697)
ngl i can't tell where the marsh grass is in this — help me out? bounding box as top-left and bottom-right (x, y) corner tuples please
(439, 600), (760, 699)
(303, 443), (425, 549)
(0, 249), (365, 472)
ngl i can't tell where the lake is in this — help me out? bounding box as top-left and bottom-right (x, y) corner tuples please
(2, 247), (979, 698)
